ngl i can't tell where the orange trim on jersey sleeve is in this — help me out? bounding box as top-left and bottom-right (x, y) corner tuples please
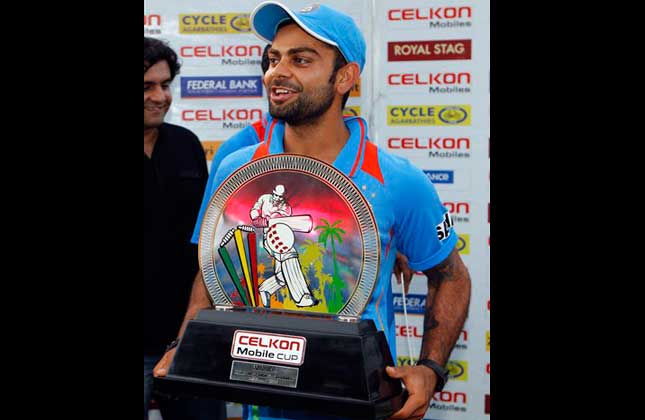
(361, 142), (384, 184)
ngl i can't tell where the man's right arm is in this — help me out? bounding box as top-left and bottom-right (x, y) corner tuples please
(153, 270), (212, 377)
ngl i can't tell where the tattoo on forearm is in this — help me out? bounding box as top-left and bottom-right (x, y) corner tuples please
(424, 250), (459, 287)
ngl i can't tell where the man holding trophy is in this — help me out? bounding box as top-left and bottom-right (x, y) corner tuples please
(154, 3), (471, 420)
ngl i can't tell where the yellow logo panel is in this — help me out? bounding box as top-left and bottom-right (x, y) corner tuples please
(447, 360), (468, 381)
(350, 78), (361, 97)
(457, 234), (470, 255)
(179, 13), (250, 34)
(387, 105), (471, 126)
(343, 106), (361, 117)
(202, 140), (223, 161)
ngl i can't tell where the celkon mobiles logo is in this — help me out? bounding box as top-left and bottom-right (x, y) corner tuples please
(387, 137), (471, 158)
(201, 140), (223, 161)
(387, 105), (470, 126)
(387, 72), (471, 86)
(181, 76), (263, 98)
(144, 14), (161, 35)
(387, 7), (472, 21)
(396, 325), (424, 338)
(231, 330), (306, 366)
(388, 40), (471, 61)
(431, 390), (468, 412)
(455, 329), (468, 350)
(388, 137), (470, 150)
(387, 72), (471, 94)
(180, 44), (263, 58)
(182, 108), (262, 122)
(179, 13), (250, 34)
(444, 201), (470, 224)
(392, 293), (426, 314)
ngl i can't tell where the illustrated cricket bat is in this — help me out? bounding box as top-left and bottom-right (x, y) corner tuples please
(267, 215), (313, 233)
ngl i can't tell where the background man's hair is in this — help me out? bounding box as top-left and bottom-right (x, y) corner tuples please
(144, 37), (181, 80)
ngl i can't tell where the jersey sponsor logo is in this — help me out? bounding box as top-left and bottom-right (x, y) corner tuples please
(231, 330), (306, 366)
(181, 76), (263, 98)
(387, 105), (470, 126)
(179, 13), (251, 34)
(388, 40), (471, 61)
(436, 211), (453, 241)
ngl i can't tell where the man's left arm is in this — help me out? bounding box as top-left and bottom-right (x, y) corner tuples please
(387, 247), (471, 420)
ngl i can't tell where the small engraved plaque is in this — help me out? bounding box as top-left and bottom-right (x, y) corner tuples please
(230, 360), (299, 388)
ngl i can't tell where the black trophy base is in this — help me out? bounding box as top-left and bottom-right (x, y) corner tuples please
(155, 308), (404, 420)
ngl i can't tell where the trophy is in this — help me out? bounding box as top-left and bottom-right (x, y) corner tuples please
(155, 155), (405, 419)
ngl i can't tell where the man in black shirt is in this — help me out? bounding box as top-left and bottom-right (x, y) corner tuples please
(144, 36), (226, 420)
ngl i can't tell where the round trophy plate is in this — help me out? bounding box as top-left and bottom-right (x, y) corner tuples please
(199, 154), (380, 317)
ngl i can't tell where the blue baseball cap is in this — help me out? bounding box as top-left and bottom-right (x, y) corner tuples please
(250, 1), (366, 73)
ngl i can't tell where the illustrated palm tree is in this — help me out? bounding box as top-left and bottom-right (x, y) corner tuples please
(314, 218), (347, 312)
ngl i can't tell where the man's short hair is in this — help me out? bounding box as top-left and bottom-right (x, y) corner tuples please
(144, 37), (181, 80)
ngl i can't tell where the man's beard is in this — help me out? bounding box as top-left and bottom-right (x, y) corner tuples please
(268, 81), (335, 126)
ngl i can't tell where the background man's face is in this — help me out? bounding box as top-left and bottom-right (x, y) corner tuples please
(264, 24), (338, 126)
(144, 60), (172, 129)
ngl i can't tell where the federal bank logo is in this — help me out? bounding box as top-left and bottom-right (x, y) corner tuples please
(181, 76), (263, 98)
(387, 105), (471, 126)
(424, 170), (454, 184)
(447, 360), (468, 381)
(393, 293), (426, 314)
(144, 13), (161, 35)
(179, 13), (250, 34)
(388, 40), (471, 61)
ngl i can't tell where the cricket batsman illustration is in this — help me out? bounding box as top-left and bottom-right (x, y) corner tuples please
(250, 184), (316, 308)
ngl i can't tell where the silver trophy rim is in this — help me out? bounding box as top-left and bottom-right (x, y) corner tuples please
(198, 154), (380, 317)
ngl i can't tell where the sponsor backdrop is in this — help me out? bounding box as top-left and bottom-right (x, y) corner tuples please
(144, 0), (489, 419)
